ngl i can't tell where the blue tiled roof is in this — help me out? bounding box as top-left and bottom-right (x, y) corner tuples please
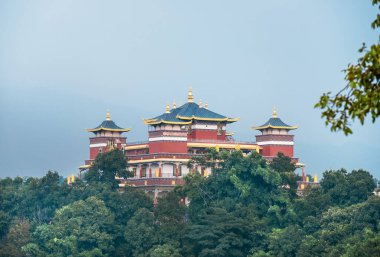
(93, 120), (125, 130)
(176, 102), (227, 119)
(88, 119), (130, 132)
(145, 102), (237, 125)
(152, 111), (185, 123)
(253, 117), (297, 130)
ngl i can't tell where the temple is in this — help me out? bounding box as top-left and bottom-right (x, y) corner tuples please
(80, 88), (302, 199)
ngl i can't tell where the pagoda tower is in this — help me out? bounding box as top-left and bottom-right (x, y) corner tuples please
(253, 108), (297, 159)
(143, 88), (239, 154)
(144, 103), (191, 154)
(86, 111), (130, 161)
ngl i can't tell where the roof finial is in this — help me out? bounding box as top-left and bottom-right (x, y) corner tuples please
(188, 87), (194, 102)
(106, 110), (111, 121)
(199, 99), (202, 108)
(272, 106), (277, 118)
(166, 103), (171, 113)
(173, 100), (177, 109)
(205, 102), (208, 109)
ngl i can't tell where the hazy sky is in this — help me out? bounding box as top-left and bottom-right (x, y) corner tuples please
(1, 0), (379, 179)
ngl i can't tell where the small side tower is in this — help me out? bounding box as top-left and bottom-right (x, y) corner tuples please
(86, 111), (130, 161)
(253, 108), (297, 159)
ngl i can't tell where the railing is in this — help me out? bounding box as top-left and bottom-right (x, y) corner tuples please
(127, 139), (256, 145)
(127, 153), (202, 160)
(128, 173), (185, 180)
(187, 139), (256, 145)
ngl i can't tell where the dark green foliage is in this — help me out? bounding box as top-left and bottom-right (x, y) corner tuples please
(270, 152), (300, 199)
(0, 218), (31, 257)
(85, 149), (131, 188)
(183, 207), (254, 257)
(147, 244), (182, 257)
(0, 149), (379, 257)
(124, 208), (157, 257)
(270, 152), (296, 173)
(320, 169), (375, 206)
(23, 196), (116, 257)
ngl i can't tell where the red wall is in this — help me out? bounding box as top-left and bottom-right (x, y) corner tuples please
(189, 130), (218, 140)
(90, 147), (107, 160)
(261, 145), (294, 158)
(149, 141), (188, 154)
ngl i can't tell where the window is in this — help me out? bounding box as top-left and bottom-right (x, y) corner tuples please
(172, 165), (182, 177)
(141, 166), (147, 177)
(132, 168), (137, 177)
(178, 165), (182, 176)
(217, 123), (223, 135)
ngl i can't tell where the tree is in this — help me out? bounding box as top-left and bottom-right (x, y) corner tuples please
(320, 169), (375, 206)
(182, 207), (255, 257)
(124, 208), (157, 257)
(0, 218), (31, 257)
(270, 153), (300, 199)
(24, 196), (116, 257)
(269, 153), (296, 174)
(315, 0), (380, 135)
(154, 191), (186, 247)
(268, 226), (304, 257)
(85, 149), (130, 188)
(148, 244), (182, 257)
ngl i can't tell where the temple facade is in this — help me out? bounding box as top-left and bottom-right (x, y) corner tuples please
(81, 89), (300, 199)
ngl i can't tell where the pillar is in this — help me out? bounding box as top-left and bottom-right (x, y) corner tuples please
(149, 163), (152, 178)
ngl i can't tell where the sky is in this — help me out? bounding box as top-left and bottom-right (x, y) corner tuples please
(0, 0), (379, 180)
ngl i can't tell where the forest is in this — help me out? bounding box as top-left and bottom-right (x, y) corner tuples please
(0, 149), (379, 257)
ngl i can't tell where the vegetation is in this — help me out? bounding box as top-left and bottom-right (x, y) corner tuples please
(0, 149), (378, 256)
(315, 0), (380, 135)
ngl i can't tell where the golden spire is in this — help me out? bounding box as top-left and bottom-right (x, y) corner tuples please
(199, 99), (202, 108)
(188, 87), (194, 102)
(205, 102), (208, 109)
(173, 100), (177, 109)
(272, 106), (277, 118)
(106, 111), (111, 121)
(165, 103), (170, 113)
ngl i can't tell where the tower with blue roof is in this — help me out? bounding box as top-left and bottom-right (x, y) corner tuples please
(253, 108), (298, 160)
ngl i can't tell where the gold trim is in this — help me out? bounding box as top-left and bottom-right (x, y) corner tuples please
(128, 158), (190, 164)
(79, 164), (91, 169)
(144, 119), (192, 125)
(252, 125), (298, 130)
(188, 87), (194, 102)
(87, 127), (131, 132)
(125, 144), (149, 150)
(176, 115), (239, 122)
(106, 111), (111, 121)
(187, 142), (260, 150)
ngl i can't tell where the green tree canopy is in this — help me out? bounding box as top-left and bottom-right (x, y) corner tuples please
(85, 149), (130, 188)
(23, 196), (116, 257)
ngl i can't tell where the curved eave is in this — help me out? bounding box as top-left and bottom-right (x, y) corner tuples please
(143, 118), (157, 124)
(176, 115), (239, 123)
(87, 127), (131, 132)
(144, 120), (192, 125)
(252, 125), (298, 130)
